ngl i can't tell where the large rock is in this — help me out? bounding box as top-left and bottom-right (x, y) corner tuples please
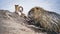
(0, 10), (47, 34)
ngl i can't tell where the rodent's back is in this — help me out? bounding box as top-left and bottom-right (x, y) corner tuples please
(28, 7), (60, 33)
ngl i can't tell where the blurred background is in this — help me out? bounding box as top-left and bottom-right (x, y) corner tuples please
(0, 0), (60, 15)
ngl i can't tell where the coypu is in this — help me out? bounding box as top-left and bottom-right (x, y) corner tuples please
(28, 7), (60, 33)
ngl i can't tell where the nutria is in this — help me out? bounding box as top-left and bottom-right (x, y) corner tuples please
(28, 7), (60, 33)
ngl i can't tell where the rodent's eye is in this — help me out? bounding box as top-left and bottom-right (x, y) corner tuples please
(31, 9), (34, 12)
(29, 9), (34, 14)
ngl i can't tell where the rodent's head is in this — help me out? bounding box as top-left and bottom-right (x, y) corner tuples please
(28, 7), (45, 27)
(28, 7), (44, 20)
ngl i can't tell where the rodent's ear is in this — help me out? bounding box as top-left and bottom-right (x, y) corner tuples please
(36, 7), (39, 10)
(30, 8), (35, 12)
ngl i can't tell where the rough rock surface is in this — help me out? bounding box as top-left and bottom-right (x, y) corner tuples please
(0, 10), (47, 34)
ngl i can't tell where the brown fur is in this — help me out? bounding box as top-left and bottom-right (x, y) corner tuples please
(28, 7), (60, 33)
